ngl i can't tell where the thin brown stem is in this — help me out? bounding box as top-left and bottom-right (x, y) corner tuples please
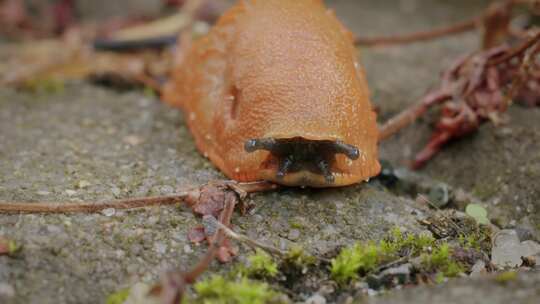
(158, 192), (237, 304)
(355, 17), (478, 47)
(0, 193), (190, 214)
(235, 181), (279, 194)
(0, 181), (276, 214)
(378, 91), (451, 141)
(355, 0), (534, 48)
(488, 31), (540, 66)
(210, 217), (287, 258)
(184, 197), (235, 282)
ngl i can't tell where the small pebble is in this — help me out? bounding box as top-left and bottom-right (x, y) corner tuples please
(147, 216), (159, 226)
(101, 208), (116, 217)
(0, 283), (15, 298)
(202, 215), (218, 236)
(184, 244), (193, 254)
(288, 229), (301, 241)
(428, 183), (450, 208)
(252, 214), (264, 223)
(492, 230), (522, 267)
(115, 250), (125, 259)
(305, 294), (326, 304)
(470, 260), (486, 277)
(77, 180), (91, 189)
(46, 225), (62, 234)
(154, 242), (167, 254)
(123, 135), (143, 146)
(492, 230), (540, 268)
(65, 189), (77, 196)
(111, 186), (121, 197)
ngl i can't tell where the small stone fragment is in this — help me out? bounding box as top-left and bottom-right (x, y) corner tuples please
(288, 229), (301, 241)
(470, 260), (487, 277)
(428, 183), (450, 208)
(65, 189), (77, 196)
(305, 294), (326, 304)
(492, 230), (522, 267)
(101, 208), (116, 217)
(492, 230), (540, 268)
(0, 283), (15, 298)
(154, 242), (167, 255)
(367, 263), (412, 289)
(183, 244), (193, 254)
(202, 215), (218, 237)
(123, 135), (143, 146)
(124, 282), (159, 304)
(77, 180), (91, 189)
(520, 240), (540, 258)
(111, 186), (121, 197)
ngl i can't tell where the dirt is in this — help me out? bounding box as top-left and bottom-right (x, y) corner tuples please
(1, 0), (539, 303)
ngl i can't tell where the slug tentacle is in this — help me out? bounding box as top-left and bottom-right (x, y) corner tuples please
(276, 156), (295, 180)
(333, 141), (360, 160)
(244, 138), (278, 153)
(316, 157), (335, 183)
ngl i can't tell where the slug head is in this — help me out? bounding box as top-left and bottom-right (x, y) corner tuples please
(244, 137), (367, 186)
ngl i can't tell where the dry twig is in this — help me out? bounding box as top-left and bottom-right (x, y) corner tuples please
(379, 30), (539, 168)
(355, 17), (478, 47)
(0, 181), (277, 214)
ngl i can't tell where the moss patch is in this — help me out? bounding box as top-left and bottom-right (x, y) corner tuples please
(421, 244), (465, 277)
(495, 271), (518, 284)
(237, 249), (279, 279)
(105, 288), (130, 304)
(331, 228), (436, 284)
(192, 275), (285, 304)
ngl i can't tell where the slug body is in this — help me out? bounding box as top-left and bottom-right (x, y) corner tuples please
(164, 0), (380, 187)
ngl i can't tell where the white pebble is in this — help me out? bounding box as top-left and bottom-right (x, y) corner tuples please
(101, 208), (116, 217)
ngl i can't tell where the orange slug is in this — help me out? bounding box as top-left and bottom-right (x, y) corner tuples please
(163, 0), (380, 187)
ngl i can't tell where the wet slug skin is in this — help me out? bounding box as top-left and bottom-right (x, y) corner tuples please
(163, 0), (380, 187)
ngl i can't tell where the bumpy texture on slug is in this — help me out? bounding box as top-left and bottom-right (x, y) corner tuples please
(163, 0), (380, 187)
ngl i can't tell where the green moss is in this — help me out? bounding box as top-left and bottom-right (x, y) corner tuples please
(387, 227), (435, 254)
(330, 228), (458, 284)
(457, 223), (492, 252)
(8, 239), (21, 255)
(240, 249), (279, 279)
(193, 275), (283, 304)
(422, 244), (465, 278)
(443, 261), (465, 277)
(434, 272), (446, 284)
(143, 87), (157, 98)
(331, 243), (382, 284)
(331, 228), (432, 284)
(0, 239), (22, 256)
(23, 78), (65, 95)
(105, 288), (130, 304)
(427, 243), (451, 267)
(495, 271), (518, 283)
(288, 220), (303, 229)
(284, 246), (317, 269)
